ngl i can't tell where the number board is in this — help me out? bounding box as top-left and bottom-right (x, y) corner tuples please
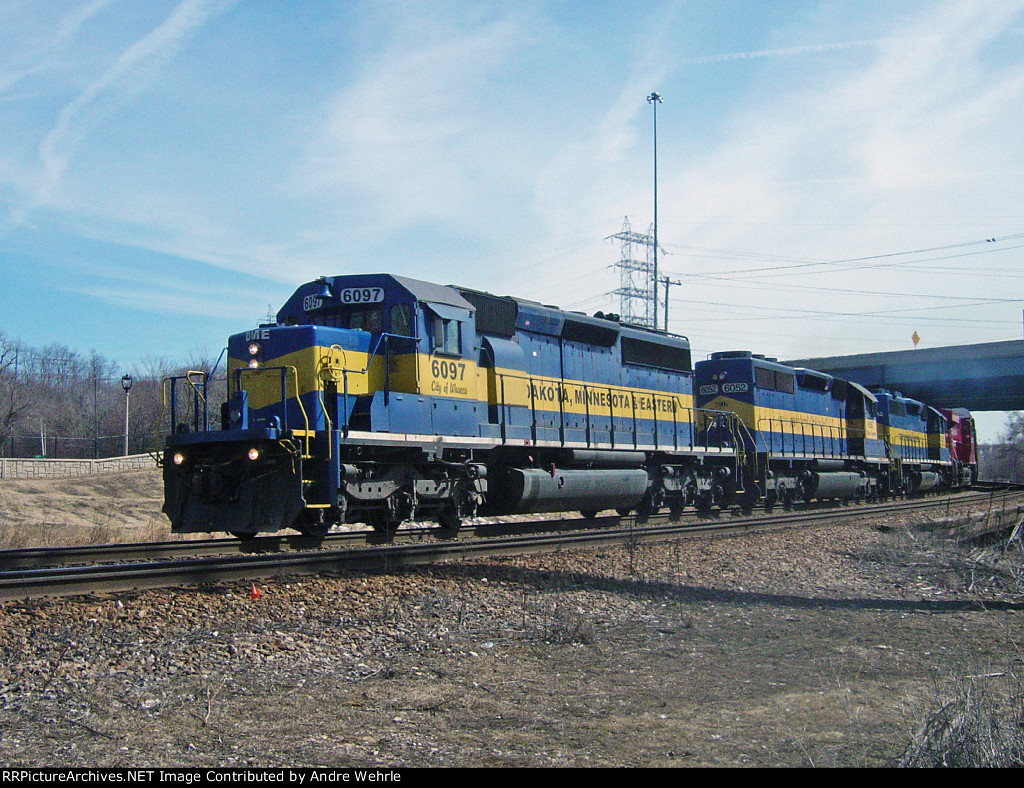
(338, 287), (385, 305)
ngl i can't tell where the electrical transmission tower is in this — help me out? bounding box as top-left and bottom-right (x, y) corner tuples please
(609, 216), (658, 328)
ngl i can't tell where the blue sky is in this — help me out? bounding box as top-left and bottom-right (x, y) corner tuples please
(1, 1), (1022, 436)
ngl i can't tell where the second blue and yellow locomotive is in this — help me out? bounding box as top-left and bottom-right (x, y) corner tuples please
(693, 351), (969, 508)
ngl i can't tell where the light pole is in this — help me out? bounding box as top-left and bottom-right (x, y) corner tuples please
(121, 374), (133, 455)
(647, 91), (662, 330)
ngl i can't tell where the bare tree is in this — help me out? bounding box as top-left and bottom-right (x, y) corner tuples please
(986, 412), (1024, 483)
(0, 331), (29, 448)
(0, 331), (230, 459)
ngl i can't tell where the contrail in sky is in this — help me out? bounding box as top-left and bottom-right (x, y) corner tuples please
(679, 38), (891, 66)
(1, 0), (239, 236)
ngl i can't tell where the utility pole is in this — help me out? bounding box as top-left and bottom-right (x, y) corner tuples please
(661, 275), (681, 332)
(647, 91), (662, 331)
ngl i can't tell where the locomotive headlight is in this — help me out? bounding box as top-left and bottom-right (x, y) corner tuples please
(248, 342), (260, 356)
(247, 447), (260, 461)
(173, 452), (185, 466)
(248, 359), (260, 369)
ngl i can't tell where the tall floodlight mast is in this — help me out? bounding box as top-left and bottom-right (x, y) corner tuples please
(647, 91), (662, 331)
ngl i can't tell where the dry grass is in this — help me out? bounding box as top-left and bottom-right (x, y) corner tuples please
(0, 468), (177, 548)
(862, 524), (1024, 767)
(899, 672), (1024, 767)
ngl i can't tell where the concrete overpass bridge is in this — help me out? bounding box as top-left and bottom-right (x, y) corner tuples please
(785, 339), (1024, 412)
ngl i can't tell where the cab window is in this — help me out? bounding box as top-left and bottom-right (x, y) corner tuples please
(348, 308), (382, 332)
(390, 304), (413, 337)
(431, 316), (460, 355)
(754, 367), (795, 394)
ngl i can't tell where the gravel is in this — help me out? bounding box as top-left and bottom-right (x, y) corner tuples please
(2, 492), (1024, 767)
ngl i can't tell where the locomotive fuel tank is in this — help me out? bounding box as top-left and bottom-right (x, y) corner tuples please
(498, 468), (650, 515)
(801, 471), (867, 500)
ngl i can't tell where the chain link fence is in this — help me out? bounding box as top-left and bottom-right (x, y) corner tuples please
(1, 434), (159, 460)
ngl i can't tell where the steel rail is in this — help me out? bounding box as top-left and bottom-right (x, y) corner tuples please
(1, 489), (1019, 601)
(1, 486), (1016, 572)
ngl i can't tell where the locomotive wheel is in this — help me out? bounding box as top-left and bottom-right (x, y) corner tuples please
(683, 473), (699, 509)
(296, 510), (330, 538)
(738, 482), (759, 515)
(635, 490), (659, 522)
(437, 504), (462, 532)
(580, 509), (599, 520)
(615, 507), (632, 516)
(367, 510), (400, 538)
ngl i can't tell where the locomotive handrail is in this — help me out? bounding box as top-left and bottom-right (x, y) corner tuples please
(629, 385), (638, 449)
(669, 396), (677, 451)
(528, 373), (538, 444)
(755, 417), (849, 458)
(606, 384), (616, 447)
(499, 374), (508, 443)
(493, 371), (696, 450)
(315, 333), (414, 438)
(159, 371), (209, 440)
(315, 345), (351, 448)
(883, 432), (929, 462)
(490, 368), (741, 462)
(234, 365), (312, 457)
(315, 387), (334, 460)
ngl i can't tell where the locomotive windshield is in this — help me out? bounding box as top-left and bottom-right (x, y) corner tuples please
(345, 307), (383, 332)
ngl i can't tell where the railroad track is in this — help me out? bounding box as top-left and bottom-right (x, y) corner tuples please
(1, 486), (1021, 601)
(2, 484), (1018, 570)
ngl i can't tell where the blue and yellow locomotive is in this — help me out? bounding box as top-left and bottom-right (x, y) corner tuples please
(162, 274), (744, 536)
(873, 390), (953, 493)
(693, 351), (969, 507)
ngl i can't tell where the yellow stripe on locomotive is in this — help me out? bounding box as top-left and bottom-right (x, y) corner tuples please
(227, 344), (379, 410)
(486, 367), (694, 422)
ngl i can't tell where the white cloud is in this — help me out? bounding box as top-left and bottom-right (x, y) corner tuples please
(3, 0), (1023, 368)
(306, 11), (530, 229)
(662, 2), (1024, 247)
(3, 0), (239, 233)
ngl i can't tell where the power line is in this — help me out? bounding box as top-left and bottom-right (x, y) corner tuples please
(662, 233), (1024, 279)
(665, 295), (1018, 326)
(664, 269), (1024, 304)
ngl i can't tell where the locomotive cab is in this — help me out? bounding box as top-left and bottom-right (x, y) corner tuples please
(942, 407), (978, 485)
(272, 274), (484, 436)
